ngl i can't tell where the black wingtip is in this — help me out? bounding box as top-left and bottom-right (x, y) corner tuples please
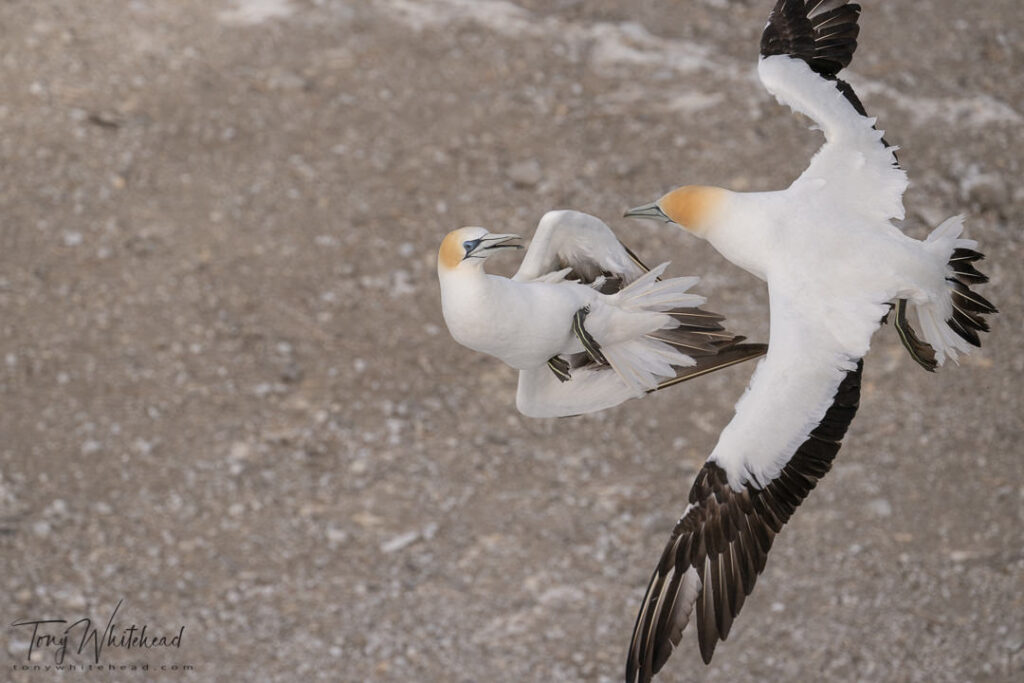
(759, 1), (891, 163)
(761, 0), (862, 78)
(627, 360), (864, 678)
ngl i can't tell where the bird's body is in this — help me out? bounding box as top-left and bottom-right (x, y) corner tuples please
(623, 1), (997, 680)
(441, 266), (662, 371)
(696, 187), (940, 296)
(441, 270), (594, 369)
(675, 181), (966, 488)
(437, 211), (766, 418)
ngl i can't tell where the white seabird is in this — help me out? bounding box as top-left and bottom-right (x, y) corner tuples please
(622, 0), (997, 679)
(437, 210), (766, 418)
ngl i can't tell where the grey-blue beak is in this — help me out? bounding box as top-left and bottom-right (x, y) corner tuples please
(624, 202), (671, 222)
(464, 233), (522, 259)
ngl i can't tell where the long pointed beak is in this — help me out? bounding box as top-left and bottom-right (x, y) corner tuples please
(472, 233), (522, 256)
(624, 202), (671, 222)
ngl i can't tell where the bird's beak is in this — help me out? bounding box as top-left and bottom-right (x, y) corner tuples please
(468, 233), (523, 258)
(624, 202), (671, 223)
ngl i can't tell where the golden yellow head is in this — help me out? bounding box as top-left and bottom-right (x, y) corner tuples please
(625, 185), (727, 237)
(438, 228), (475, 271)
(437, 227), (522, 272)
(660, 186), (726, 234)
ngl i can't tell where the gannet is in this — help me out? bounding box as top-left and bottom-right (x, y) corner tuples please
(622, 1), (998, 679)
(437, 210), (766, 418)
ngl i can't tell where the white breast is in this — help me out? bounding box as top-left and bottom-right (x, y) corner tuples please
(440, 273), (594, 369)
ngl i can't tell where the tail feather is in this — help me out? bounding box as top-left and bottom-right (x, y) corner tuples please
(950, 278), (997, 315)
(950, 260), (988, 285)
(593, 263), (767, 394)
(906, 216), (996, 366)
(654, 342), (768, 391)
(946, 312), (981, 347)
(668, 308), (727, 330)
(602, 339), (693, 394)
(649, 326), (720, 353)
(949, 247), (984, 262)
(617, 263), (705, 311)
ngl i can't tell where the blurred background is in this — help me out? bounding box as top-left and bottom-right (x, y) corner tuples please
(1, 1), (1021, 681)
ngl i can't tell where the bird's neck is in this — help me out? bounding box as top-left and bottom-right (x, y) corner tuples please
(697, 191), (777, 280)
(438, 265), (509, 351)
(438, 261), (488, 283)
(438, 263), (493, 308)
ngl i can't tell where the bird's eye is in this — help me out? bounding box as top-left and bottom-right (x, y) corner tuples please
(462, 239), (481, 254)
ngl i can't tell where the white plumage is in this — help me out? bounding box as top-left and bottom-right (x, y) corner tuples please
(631, 57), (987, 490)
(623, 1), (997, 680)
(437, 210), (765, 418)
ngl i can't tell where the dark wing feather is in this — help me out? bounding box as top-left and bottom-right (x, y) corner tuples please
(570, 260), (767, 382)
(625, 361), (863, 683)
(761, 0), (861, 78)
(652, 339), (767, 391)
(759, 1), (897, 157)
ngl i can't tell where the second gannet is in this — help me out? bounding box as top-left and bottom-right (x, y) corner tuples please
(438, 210), (766, 418)
(622, 0), (998, 680)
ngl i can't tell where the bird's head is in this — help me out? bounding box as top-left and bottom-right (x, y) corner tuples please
(437, 227), (522, 273)
(624, 185), (727, 238)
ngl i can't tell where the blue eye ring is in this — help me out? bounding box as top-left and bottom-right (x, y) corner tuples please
(462, 238), (482, 255)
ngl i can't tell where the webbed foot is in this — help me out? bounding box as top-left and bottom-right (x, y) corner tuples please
(893, 298), (938, 372)
(547, 356), (571, 383)
(572, 306), (607, 365)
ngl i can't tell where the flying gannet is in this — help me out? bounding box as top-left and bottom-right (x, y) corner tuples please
(437, 210), (766, 418)
(622, 0), (997, 679)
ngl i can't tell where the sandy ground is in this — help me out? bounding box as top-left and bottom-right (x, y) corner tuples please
(1, 1), (1022, 681)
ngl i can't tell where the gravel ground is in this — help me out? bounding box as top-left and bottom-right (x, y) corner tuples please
(2, 1), (1021, 681)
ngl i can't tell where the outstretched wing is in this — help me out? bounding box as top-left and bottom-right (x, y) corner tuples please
(761, 0), (861, 84)
(513, 210), (649, 287)
(516, 336), (767, 419)
(625, 362), (861, 682)
(625, 274), (886, 680)
(758, 0), (907, 221)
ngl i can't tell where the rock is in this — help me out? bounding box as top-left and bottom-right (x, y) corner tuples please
(866, 498), (892, 518)
(959, 166), (1008, 209)
(380, 531), (419, 554)
(44, 499), (67, 517)
(536, 585), (585, 606)
(506, 159), (542, 187)
(229, 441), (251, 459)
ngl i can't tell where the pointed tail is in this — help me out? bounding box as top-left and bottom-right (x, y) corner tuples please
(903, 216), (997, 366)
(597, 263), (765, 394)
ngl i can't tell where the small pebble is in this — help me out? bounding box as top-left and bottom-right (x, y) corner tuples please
(506, 159), (542, 187)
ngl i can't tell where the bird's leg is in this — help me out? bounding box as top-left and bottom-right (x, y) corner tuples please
(893, 298), (938, 372)
(547, 356), (572, 383)
(572, 306), (607, 365)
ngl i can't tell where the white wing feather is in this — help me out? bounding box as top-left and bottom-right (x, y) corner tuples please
(513, 210), (648, 284)
(758, 55), (908, 222)
(516, 364), (644, 419)
(709, 278), (884, 488)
